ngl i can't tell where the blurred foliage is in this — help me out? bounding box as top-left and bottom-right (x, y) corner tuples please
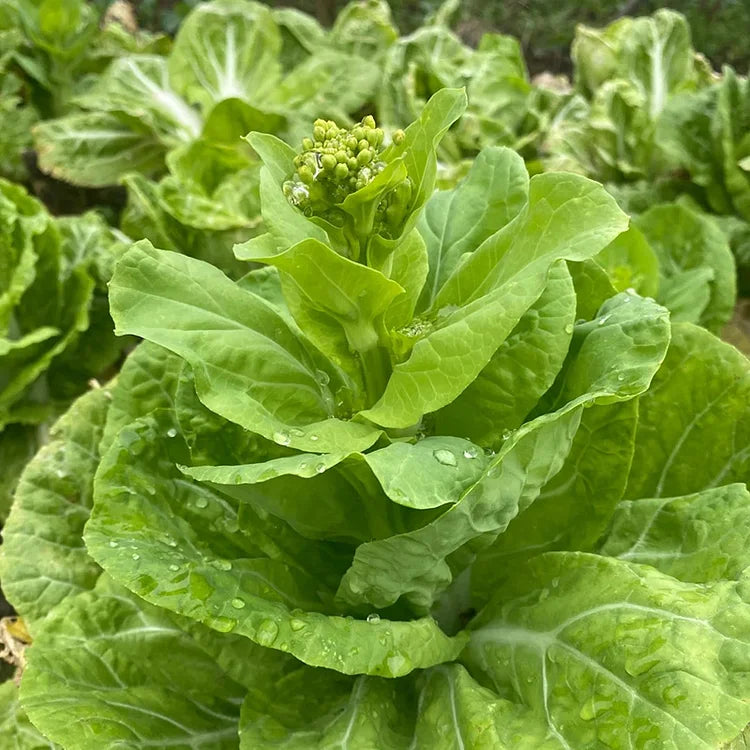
(95, 1), (750, 75)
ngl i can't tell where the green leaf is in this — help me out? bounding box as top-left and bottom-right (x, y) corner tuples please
(625, 322), (750, 500)
(363, 174), (629, 428)
(634, 203), (736, 332)
(109, 241), (380, 453)
(250, 237), (404, 389)
(595, 224), (659, 298)
(464, 552), (750, 750)
(74, 55), (202, 141)
(168, 0), (281, 111)
(416, 146), (528, 312)
(85, 416), (466, 676)
(34, 112), (166, 187)
(0, 681), (57, 750)
(600, 484), (750, 583)
(433, 261), (575, 445)
(0, 385), (112, 633)
(21, 579), (245, 749)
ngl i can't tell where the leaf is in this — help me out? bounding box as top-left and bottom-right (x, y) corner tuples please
(362, 174), (629, 428)
(600, 484), (750, 583)
(464, 552), (750, 750)
(595, 224), (660, 298)
(0, 681), (57, 750)
(85, 416), (466, 677)
(250, 237), (404, 387)
(416, 146), (528, 312)
(0, 385), (112, 633)
(168, 0), (281, 111)
(74, 55), (202, 141)
(634, 203), (736, 332)
(20, 579), (245, 749)
(342, 292), (669, 613)
(433, 261), (575, 446)
(624, 322), (750, 500)
(33, 112), (166, 187)
(109, 241), (380, 453)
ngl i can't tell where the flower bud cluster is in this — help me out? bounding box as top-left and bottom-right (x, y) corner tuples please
(283, 115), (407, 220)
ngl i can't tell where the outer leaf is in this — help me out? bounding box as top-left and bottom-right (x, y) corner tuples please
(33, 112), (165, 187)
(634, 203), (736, 332)
(21, 579), (245, 750)
(168, 0), (281, 110)
(0, 681), (56, 750)
(0, 385), (112, 633)
(85, 416), (466, 676)
(464, 552), (750, 750)
(625, 322), (750, 499)
(600, 484), (750, 583)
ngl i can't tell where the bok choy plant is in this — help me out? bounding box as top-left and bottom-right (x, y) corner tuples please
(2, 89), (750, 749)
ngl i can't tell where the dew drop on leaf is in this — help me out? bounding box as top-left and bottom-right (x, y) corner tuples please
(166, 428), (178, 438)
(131, 553), (140, 561)
(564, 323), (574, 334)
(231, 597), (246, 609)
(463, 446), (478, 459)
(366, 613), (381, 624)
(433, 449), (457, 467)
(290, 618), (306, 631)
(273, 431), (291, 446)
(256, 619), (279, 646)
(168, 564), (180, 572)
(315, 462), (326, 474)
(195, 497), (209, 509)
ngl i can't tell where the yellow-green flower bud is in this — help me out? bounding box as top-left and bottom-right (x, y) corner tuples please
(302, 137), (313, 150)
(346, 136), (358, 151)
(347, 157), (358, 170)
(313, 118), (326, 129)
(298, 165), (314, 184)
(393, 129), (405, 145)
(357, 149), (373, 166)
(353, 127), (365, 142)
(358, 139), (369, 152)
(363, 114), (376, 129)
(321, 154), (337, 170)
(334, 163), (349, 179)
(335, 150), (348, 163)
(313, 126), (326, 142)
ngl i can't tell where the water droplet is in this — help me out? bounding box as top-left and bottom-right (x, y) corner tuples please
(501, 429), (512, 440)
(211, 559), (232, 571)
(315, 369), (330, 387)
(166, 427), (178, 438)
(195, 497), (209, 509)
(314, 462), (326, 474)
(256, 619), (279, 646)
(209, 616), (237, 633)
(433, 449), (457, 467)
(386, 653), (411, 675)
(617, 373), (625, 381)
(597, 314), (611, 326)
(55, 469), (66, 479)
(366, 613), (381, 624)
(131, 553), (140, 561)
(167, 539), (178, 548)
(290, 618), (306, 631)
(564, 323), (574, 334)
(231, 597), (246, 609)
(625, 287), (637, 295)
(168, 564), (180, 572)
(463, 446), (478, 459)
(109, 540), (118, 548)
(273, 431), (291, 446)
(310, 435), (319, 442)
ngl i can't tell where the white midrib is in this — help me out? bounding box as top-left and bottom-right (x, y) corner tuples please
(649, 35), (666, 120)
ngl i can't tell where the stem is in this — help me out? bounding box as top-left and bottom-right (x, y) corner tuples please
(359, 345), (391, 406)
